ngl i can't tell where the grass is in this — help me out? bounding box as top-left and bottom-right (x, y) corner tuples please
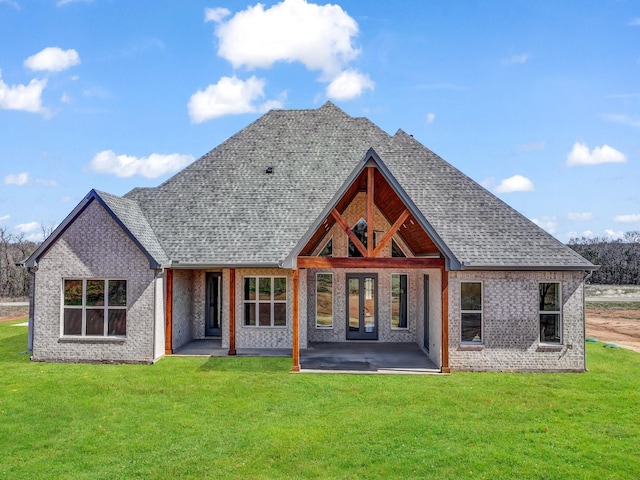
(1, 320), (640, 479)
(587, 301), (640, 311)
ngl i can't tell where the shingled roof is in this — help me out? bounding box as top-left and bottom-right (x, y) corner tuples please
(28, 102), (595, 271)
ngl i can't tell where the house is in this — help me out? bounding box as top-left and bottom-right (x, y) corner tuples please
(23, 102), (597, 372)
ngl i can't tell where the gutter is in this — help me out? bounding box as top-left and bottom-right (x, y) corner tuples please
(459, 262), (600, 272)
(163, 261), (282, 270)
(583, 270), (594, 373)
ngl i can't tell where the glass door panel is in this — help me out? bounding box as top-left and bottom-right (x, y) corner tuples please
(346, 274), (378, 340)
(205, 273), (222, 336)
(348, 277), (360, 332)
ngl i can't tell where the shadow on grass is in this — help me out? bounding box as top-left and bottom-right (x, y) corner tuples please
(197, 355), (290, 373)
(0, 324), (30, 364)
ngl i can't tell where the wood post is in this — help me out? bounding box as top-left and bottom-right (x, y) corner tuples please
(165, 268), (173, 355)
(367, 167), (375, 256)
(228, 269), (236, 355)
(291, 269), (300, 372)
(441, 267), (450, 373)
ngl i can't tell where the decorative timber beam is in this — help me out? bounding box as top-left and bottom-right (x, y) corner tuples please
(367, 167), (375, 256)
(165, 268), (173, 355)
(330, 208), (368, 257)
(228, 268), (236, 356)
(297, 256), (444, 269)
(372, 209), (410, 257)
(291, 269), (300, 372)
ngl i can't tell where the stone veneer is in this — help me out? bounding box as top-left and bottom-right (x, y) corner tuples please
(447, 270), (585, 372)
(32, 200), (157, 363)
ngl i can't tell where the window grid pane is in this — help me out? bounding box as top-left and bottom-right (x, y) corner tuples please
(316, 274), (333, 328)
(243, 276), (287, 327)
(62, 279), (127, 337)
(539, 283), (561, 343)
(391, 274), (408, 329)
(461, 282), (482, 343)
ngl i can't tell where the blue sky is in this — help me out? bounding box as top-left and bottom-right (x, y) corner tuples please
(1, 0), (639, 243)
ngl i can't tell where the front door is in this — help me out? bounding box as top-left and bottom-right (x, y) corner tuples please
(346, 273), (378, 340)
(205, 272), (222, 336)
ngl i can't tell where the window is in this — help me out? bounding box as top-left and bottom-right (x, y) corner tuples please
(244, 277), (287, 327)
(539, 283), (561, 343)
(63, 279), (127, 336)
(348, 218), (367, 257)
(460, 282), (482, 343)
(391, 274), (408, 328)
(316, 273), (333, 328)
(391, 239), (407, 258)
(318, 237), (333, 257)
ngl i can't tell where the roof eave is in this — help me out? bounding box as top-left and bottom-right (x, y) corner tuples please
(460, 263), (600, 272)
(163, 261), (283, 270)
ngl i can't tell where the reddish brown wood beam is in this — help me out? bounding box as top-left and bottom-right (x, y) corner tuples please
(297, 256), (444, 269)
(330, 208), (368, 257)
(367, 167), (375, 256)
(291, 269), (300, 372)
(228, 268), (236, 356)
(164, 268), (173, 355)
(441, 266), (450, 373)
(372, 209), (410, 257)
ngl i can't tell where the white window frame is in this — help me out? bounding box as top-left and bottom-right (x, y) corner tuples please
(243, 276), (287, 328)
(318, 236), (333, 257)
(460, 281), (483, 344)
(539, 282), (562, 344)
(61, 278), (127, 337)
(390, 273), (408, 330)
(315, 272), (333, 329)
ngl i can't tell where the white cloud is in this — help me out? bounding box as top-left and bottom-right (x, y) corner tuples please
(57, 0), (93, 6)
(4, 172), (29, 185)
(88, 150), (194, 178)
(567, 142), (626, 166)
(326, 69), (374, 100)
(0, 69), (47, 113)
(628, 18), (640, 26)
(503, 53), (528, 65)
(15, 221), (40, 233)
(205, 7), (230, 23)
(188, 75), (282, 123)
(602, 113), (640, 128)
(494, 174), (535, 193)
(61, 196), (73, 203)
(613, 214), (640, 223)
(567, 212), (594, 222)
(0, 214), (10, 223)
(516, 140), (546, 152)
(531, 216), (557, 234)
(605, 229), (625, 239)
(211, 0), (360, 79)
(24, 47), (80, 72)
(61, 92), (71, 103)
(0, 0), (19, 9)
(36, 178), (58, 187)
(426, 113), (435, 125)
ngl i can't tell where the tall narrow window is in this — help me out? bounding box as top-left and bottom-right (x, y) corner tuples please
(348, 218), (367, 257)
(540, 283), (561, 343)
(244, 277), (287, 327)
(316, 273), (333, 328)
(460, 282), (482, 343)
(391, 239), (407, 258)
(391, 274), (408, 329)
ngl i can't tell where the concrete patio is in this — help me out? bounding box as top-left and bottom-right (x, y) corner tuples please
(172, 340), (440, 374)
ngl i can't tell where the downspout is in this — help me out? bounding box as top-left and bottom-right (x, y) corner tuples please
(582, 270), (594, 372)
(28, 266), (36, 353)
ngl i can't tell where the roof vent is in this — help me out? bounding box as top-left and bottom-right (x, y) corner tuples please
(265, 166), (274, 174)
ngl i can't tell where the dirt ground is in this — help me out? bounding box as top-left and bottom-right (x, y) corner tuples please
(586, 307), (640, 353)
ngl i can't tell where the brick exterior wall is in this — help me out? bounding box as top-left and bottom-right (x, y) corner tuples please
(32, 201), (157, 363)
(447, 270), (585, 372)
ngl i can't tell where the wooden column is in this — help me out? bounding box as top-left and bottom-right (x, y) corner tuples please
(228, 269), (236, 355)
(291, 269), (300, 372)
(164, 268), (173, 355)
(366, 167), (375, 256)
(441, 267), (450, 373)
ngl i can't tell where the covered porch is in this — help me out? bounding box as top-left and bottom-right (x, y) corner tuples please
(171, 339), (440, 374)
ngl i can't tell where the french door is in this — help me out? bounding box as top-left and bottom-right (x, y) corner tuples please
(346, 273), (378, 340)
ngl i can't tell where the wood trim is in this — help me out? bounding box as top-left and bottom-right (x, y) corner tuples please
(164, 268), (173, 355)
(367, 167), (374, 256)
(440, 266), (450, 373)
(372, 209), (410, 257)
(291, 269), (300, 372)
(228, 268), (236, 355)
(297, 256), (444, 269)
(331, 208), (368, 257)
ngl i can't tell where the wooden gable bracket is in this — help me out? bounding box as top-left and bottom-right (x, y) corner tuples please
(366, 166), (375, 256)
(372, 209), (410, 257)
(330, 208), (368, 257)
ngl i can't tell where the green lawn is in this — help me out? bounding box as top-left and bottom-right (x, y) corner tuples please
(1, 320), (639, 479)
